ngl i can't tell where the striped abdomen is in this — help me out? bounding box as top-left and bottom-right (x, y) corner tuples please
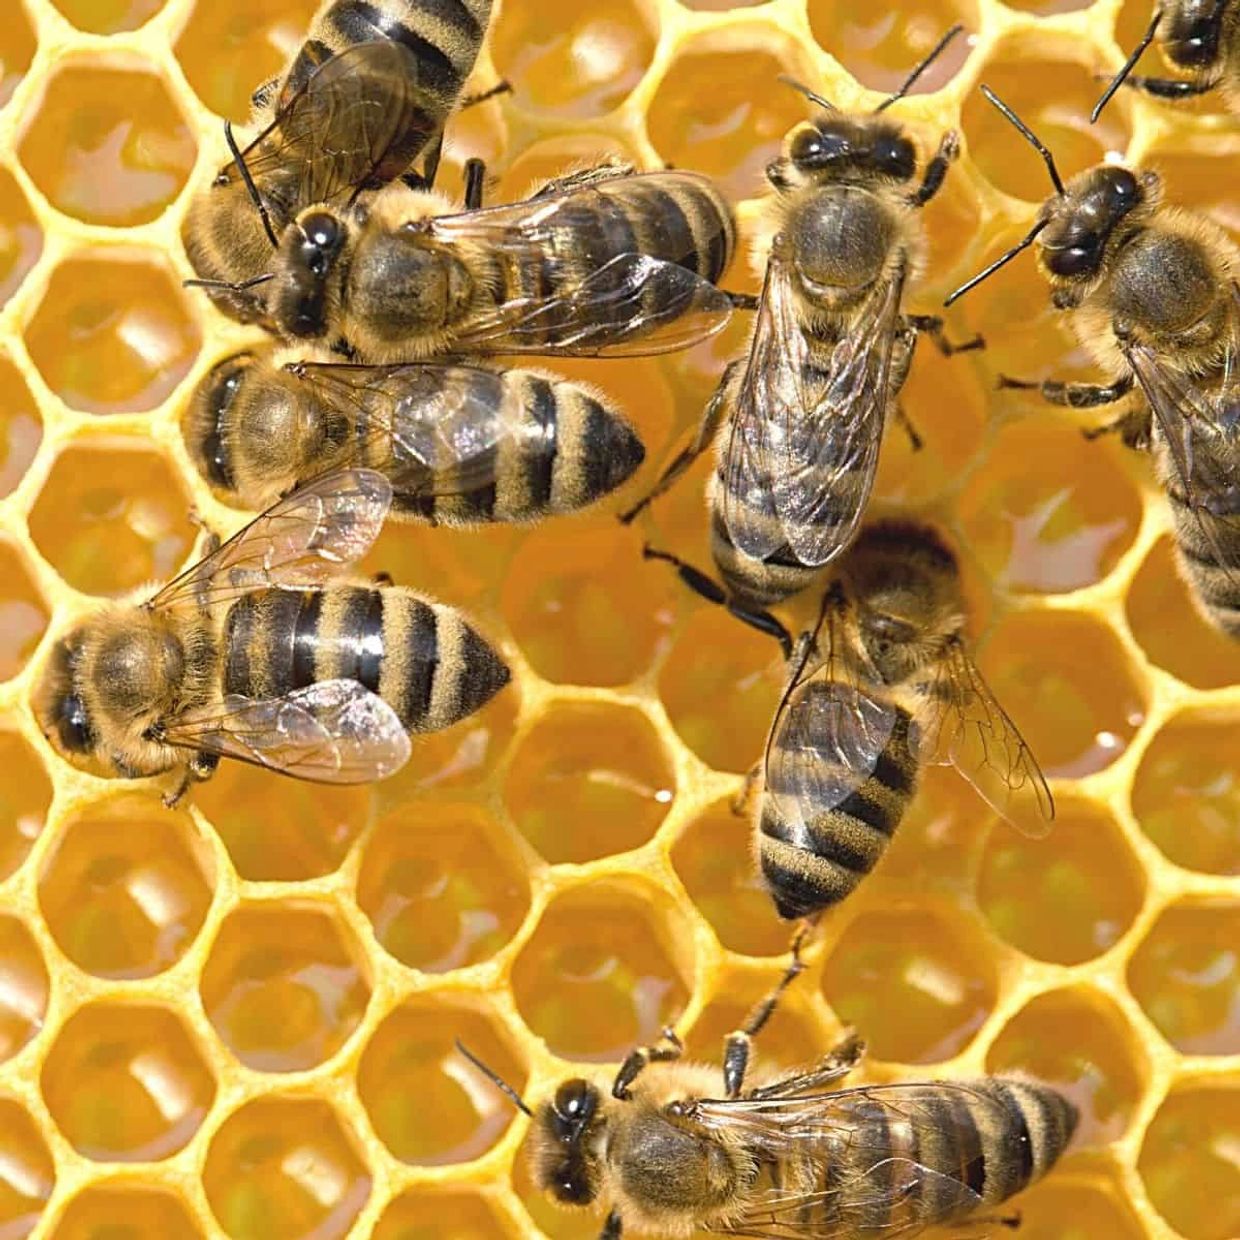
(758, 682), (917, 920)
(221, 586), (508, 733)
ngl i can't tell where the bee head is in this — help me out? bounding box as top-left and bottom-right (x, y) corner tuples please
(781, 118), (917, 187)
(184, 352), (255, 497)
(272, 209), (350, 340)
(34, 628), (96, 765)
(530, 1079), (606, 1208)
(1039, 165), (1152, 284)
(1164, 0), (1226, 67)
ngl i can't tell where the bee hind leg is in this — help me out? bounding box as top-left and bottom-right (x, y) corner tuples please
(463, 158), (487, 211)
(600, 1210), (623, 1239)
(907, 314), (985, 356)
(894, 404), (924, 452)
(612, 1027), (684, 1099)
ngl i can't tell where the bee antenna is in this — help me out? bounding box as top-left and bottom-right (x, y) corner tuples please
(875, 24), (965, 112)
(979, 85), (1065, 195)
(183, 272), (275, 294)
(777, 74), (836, 112)
(455, 1040), (533, 1117)
(224, 120), (280, 250)
(1091, 10), (1162, 123)
(943, 218), (1049, 306)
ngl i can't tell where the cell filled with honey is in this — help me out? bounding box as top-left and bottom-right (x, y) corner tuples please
(0, 1098), (54, 1239)
(51, 1183), (205, 1239)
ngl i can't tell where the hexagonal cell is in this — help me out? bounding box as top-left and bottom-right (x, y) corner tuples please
(490, 0), (655, 118)
(38, 793), (213, 980)
(0, 170), (40, 308)
(962, 41), (1132, 202)
(0, 731), (50, 882)
(1148, 147), (1240, 242)
(500, 521), (677, 687)
(511, 883), (692, 1061)
(28, 446), (195, 598)
(0, 356), (40, 500)
(0, 540), (48, 681)
(1126, 536), (1240, 692)
(1140, 1083), (1240, 1240)
(200, 902), (371, 1072)
(194, 760), (372, 881)
(373, 1188), (509, 1239)
(956, 419), (1141, 593)
(977, 797), (1145, 965)
(647, 36), (814, 200)
(356, 803), (529, 973)
(1132, 708), (1240, 876)
(0, 916), (47, 1064)
(503, 702), (674, 865)
(986, 988), (1144, 1145)
(683, 973), (823, 1069)
(41, 1002), (216, 1161)
(204, 1096), (370, 1240)
(52, 1183), (204, 1238)
(671, 798), (788, 958)
(26, 253), (201, 415)
(18, 61), (196, 227)
(51, 0), (166, 34)
(976, 609), (1146, 779)
(821, 906), (998, 1063)
(176, 0), (321, 122)
(0, 6), (36, 110)
(807, 0), (975, 96)
(1006, 1175), (1145, 1240)
(358, 996), (527, 1166)
(0, 1097), (54, 1239)
(1128, 901), (1240, 1055)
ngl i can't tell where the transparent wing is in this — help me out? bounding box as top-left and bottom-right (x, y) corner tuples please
(160, 679), (410, 783)
(914, 641), (1054, 837)
(150, 467), (392, 614)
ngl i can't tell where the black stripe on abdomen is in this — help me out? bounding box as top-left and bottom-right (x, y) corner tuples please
(329, 3), (461, 93)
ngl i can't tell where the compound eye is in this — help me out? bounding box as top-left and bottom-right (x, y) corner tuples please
(1049, 242), (1096, 277)
(1177, 17), (1219, 64)
(55, 692), (93, 754)
(1107, 169), (1139, 209)
(552, 1162), (595, 1206)
(302, 212), (343, 252)
(873, 136), (915, 179)
(553, 1080), (593, 1122)
(790, 128), (825, 164)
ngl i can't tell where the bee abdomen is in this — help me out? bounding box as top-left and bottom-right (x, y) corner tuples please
(710, 509), (816, 607)
(1163, 469), (1240, 636)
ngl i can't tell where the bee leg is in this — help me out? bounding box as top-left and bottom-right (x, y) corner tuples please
(600, 1210), (624, 1239)
(730, 763), (763, 816)
(724, 291), (760, 311)
(997, 372), (1134, 408)
(1122, 73), (1216, 99)
(249, 77), (278, 112)
(1083, 407), (1152, 450)
(894, 404), (924, 452)
(162, 751), (219, 808)
(612, 1027), (683, 1100)
(722, 933), (808, 1097)
(906, 314), (985, 356)
(371, 571), (394, 587)
(463, 158), (487, 211)
(417, 134), (445, 193)
(530, 161), (638, 200)
(459, 80), (512, 110)
(908, 129), (960, 208)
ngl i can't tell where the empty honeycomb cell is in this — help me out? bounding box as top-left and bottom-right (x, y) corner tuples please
(28, 446), (195, 598)
(678, 0), (770, 9)
(357, 997), (527, 1166)
(956, 419), (1141, 593)
(806, 0), (976, 96)
(985, 987), (1145, 1145)
(0, 539), (48, 681)
(647, 39), (812, 201)
(500, 521), (677, 687)
(0, 357), (41, 499)
(200, 902), (371, 1073)
(963, 43), (1132, 202)
(976, 797), (1145, 964)
(373, 1188), (509, 1240)
(1126, 536), (1240, 693)
(0, 169), (40, 308)
(1132, 708), (1240, 876)
(1127, 901), (1240, 1055)
(671, 798), (790, 958)
(658, 605), (782, 774)
(0, 6), (35, 110)
(50, 0), (166, 35)
(18, 61), (196, 228)
(976, 609), (1146, 779)
(1148, 147), (1240, 241)
(203, 1096), (371, 1240)
(0, 915), (47, 1063)
(25, 254), (201, 415)
(1006, 1176), (1145, 1240)
(51, 1183), (204, 1238)
(683, 974), (823, 1068)
(821, 906), (998, 1063)
(175, 0), (321, 122)
(356, 804), (529, 974)
(1139, 1083), (1240, 1240)
(0, 1097), (54, 1239)
(502, 702), (674, 864)
(0, 731), (51, 882)
(511, 883), (691, 1061)
(37, 794), (213, 980)
(41, 1002), (215, 1161)
(489, 0), (655, 119)
(192, 762), (372, 882)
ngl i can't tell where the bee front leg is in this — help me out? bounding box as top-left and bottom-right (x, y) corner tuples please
(463, 158), (487, 211)
(906, 313), (985, 356)
(162, 751), (219, 809)
(909, 130), (960, 207)
(997, 372), (1134, 408)
(612, 1027), (683, 1100)
(599, 1210), (623, 1239)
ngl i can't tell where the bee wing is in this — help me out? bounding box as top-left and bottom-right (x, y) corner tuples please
(913, 640), (1054, 838)
(160, 679), (410, 783)
(425, 196), (733, 356)
(150, 468), (392, 614)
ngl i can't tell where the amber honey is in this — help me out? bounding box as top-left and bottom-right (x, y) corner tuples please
(0, 0), (1236, 1236)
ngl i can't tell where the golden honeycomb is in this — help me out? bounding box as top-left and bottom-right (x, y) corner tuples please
(0, 0), (1237, 1236)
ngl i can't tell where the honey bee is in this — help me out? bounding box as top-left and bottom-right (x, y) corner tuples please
(258, 163), (737, 362)
(184, 0), (497, 324)
(34, 469), (509, 804)
(1092, 0), (1239, 118)
(647, 519), (1052, 922)
(620, 28), (982, 631)
(946, 88), (1240, 638)
(459, 950), (1078, 1239)
(183, 347), (646, 523)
